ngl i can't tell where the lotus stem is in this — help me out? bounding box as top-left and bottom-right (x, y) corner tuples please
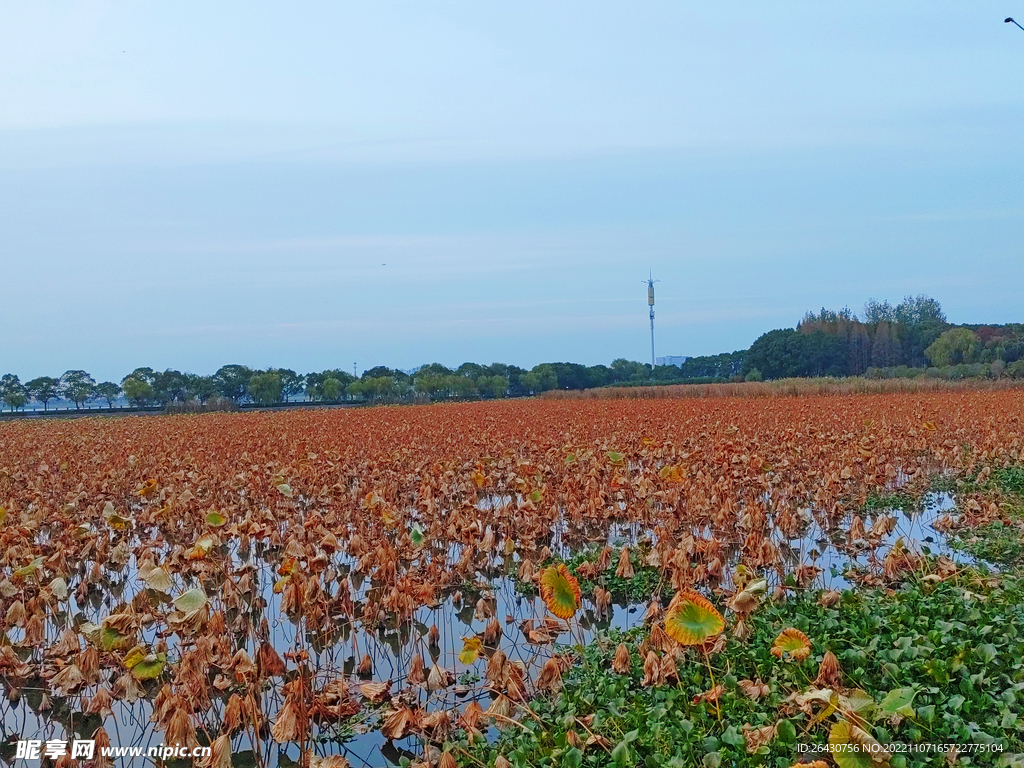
(702, 646), (721, 721)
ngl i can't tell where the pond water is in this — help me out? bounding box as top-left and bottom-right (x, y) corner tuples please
(1, 492), (969, 768)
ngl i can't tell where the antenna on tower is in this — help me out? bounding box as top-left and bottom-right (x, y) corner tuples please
(643, 271), (660, 369)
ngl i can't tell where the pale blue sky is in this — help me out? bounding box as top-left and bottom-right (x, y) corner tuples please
(1, 2), (1021, 381)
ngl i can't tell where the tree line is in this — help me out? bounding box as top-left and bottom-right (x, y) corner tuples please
(3, 295), (1021, 411)
(742, 296), (1024, 381)
(0, 359), (705, 411)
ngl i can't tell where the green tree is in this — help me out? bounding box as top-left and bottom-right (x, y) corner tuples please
(413, 373), (447, 398)
(185, 374), (219, 403)
(0, 374), (26, 411)
(744, 329), (845, 379)
(901, 320), (949, 367)
(450, 375), (477, 398)
(863, 298), (897, 324)
(456, 362), (485, 379)
(847, 323), (872, 375)
(2, 390), (27, 410)
(362, 365), (403, 380)
(484, 363), (526, 394)
(521, 364), (558, 393)
(273, 369), (305, 402)
(895, 294), (946, 325)
(94, 382), (122, 407)
(418, 363), (454, 377)
(213, 365), (255, 402)
(321, 377), (343, 400)
(59, 370), (96, 409)
(122, 377), (154, 407)
(305, 370), (354, 401)
(926, 328), (980, 367)
(25, 376), (59, 411)
(352, 375), (407, 401)
(678, 352), (745, 380)
(123, 367), (157, 385)
(248, 372), (283, 405)
(477, 375), (509, 398)
(151, 369), (189, 404)
(609, 358), (649, 383)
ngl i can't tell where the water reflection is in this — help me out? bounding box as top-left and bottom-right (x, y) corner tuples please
(3, 493), (967, 767)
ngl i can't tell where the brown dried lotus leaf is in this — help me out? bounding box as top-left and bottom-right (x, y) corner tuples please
(360, 680), (392, 702)
(381, 704), (420, 740)
(738, 679), (770, 699)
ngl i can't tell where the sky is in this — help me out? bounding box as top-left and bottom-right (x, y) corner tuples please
(0, 2), (1022, 382)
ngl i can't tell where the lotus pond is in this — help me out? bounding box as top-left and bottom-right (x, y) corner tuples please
(0, 395), (1020, 768)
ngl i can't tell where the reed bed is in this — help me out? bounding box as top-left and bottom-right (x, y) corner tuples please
(541, 376), (1024, 399)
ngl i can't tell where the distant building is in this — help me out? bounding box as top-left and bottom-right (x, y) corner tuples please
(655, 355), (690, 368)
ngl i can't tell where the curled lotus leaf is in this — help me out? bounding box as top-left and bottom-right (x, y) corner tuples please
(186, 535), (217, 560)
(459, 636), (483, 665)
(78, 622), (101, 644)
(131, 653), (167, 681)
(539, 564), (581, 620)
(13, 557), (44, 579)
(141, 566), (174, 593)
(122, 645), (147, 670)
(136, 478), (158, 497)
(828, 720), (890, 768)
(173, 587), (209, 616)
(103, 502), (133, 530)
(772, 628), (812, 661)
(98, 625), (135, 652)
(48, 577), (69, 601)
(663, 590), (725, 646)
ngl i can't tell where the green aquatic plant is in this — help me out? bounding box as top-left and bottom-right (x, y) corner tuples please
(951, 520), (1024, 565)
(461, 567), (1024, 768)
(514, 545), (668, 603)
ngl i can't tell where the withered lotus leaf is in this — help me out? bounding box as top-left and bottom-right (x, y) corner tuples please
(771, 628), (812, 661)
(535, 657), (562, 692)
(612, 643), (632, 674)
(140, 566), (174, 592)
(381, 704), (420, 740)
(360, 680), (392, 702)
(309, 757), (350, 768)
(615, 547), (635, 579)
(173, 588), (209, 615)
(427, 664), (455, 691)
(256, 641), (287, 678)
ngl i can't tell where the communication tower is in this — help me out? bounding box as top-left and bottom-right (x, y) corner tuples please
(644, 272), (659, 369)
